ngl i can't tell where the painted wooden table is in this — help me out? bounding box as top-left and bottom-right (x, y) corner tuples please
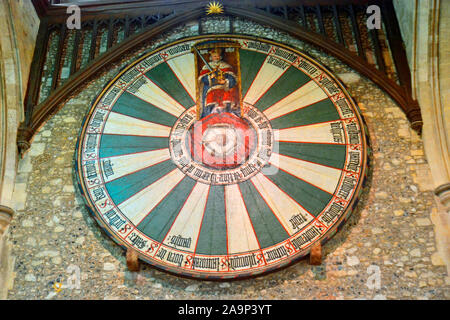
(76, 35), (368, 279)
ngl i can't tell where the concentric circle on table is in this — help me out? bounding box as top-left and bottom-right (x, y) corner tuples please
(169, 104), (272, 185)
(76, 35), (368, 279)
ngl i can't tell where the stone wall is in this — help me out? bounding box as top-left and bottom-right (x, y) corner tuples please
(6, 17), (449, 299)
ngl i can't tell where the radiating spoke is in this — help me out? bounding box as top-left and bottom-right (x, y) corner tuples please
(225, 184), (260, 254)
(118, 169), (186, 225)
(270, 152), (342, 195)
(243, 55), (289, 105)
(166, 53), (196, 102)
(162, 182), (210, 253)
(145, 62), (195, 109)
(128, 77), (186, 117)
(264, 80), (327, 120)
(101, 149), (170, 183)
(250, 173), (314, 235)
(103, 111), (171, 137)
(274, 120), (344, 144)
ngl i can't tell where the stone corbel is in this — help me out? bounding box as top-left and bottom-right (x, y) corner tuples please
(16, 125), (33, 158)
(0, 205), (14, 236)
(405, 100), (423, 135)
(435, 183), (450, 211)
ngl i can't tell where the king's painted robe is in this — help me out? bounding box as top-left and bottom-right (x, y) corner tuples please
(199, 60), (239, 118)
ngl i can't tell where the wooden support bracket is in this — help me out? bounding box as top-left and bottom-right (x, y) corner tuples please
(126, 248), (140, 272)
(309, 242), (322, 265)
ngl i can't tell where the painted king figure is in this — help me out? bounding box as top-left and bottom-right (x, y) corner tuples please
(199, 47), (240, 118)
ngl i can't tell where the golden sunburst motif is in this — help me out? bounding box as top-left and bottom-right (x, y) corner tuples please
(206, 1), (224, 15)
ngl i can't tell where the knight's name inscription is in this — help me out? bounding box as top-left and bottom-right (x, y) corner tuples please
(120, 222), (328, 274)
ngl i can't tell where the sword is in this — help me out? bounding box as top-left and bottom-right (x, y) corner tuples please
(193, 46), (214, 72)
(193, 46), (224, 81)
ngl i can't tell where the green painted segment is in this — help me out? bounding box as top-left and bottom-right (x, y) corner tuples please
(138, 177), (197, 242)
(99, 135), (168, 158)
(270, 99), (340, 129)
(278, 142), (346, 169)
(239, 49), (268, 98)
(254, 67), (310, 111)
(195, 185), (228, 255)
(105, 160), (176, 205)
(145, 63), (195, 108)
(239, 181), (289, 248)
(113, 91), (177, 127)
(265, 166), (332, 217)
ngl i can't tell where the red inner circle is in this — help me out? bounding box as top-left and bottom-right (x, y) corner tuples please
(189, 112), (257, 169)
